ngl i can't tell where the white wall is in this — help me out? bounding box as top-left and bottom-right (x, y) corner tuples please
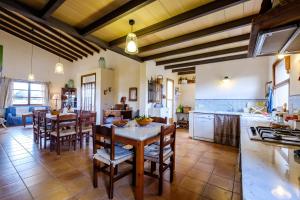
(0, 30), (73, 108)
(178, 75), (195, 109)
(195, 57), (270, 99)
(290, 54), (300, 95)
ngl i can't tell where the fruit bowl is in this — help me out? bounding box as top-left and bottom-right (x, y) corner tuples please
(135, 117), (153, 126)
(113, 120), (128, 127)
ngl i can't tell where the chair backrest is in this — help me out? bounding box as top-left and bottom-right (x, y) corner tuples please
(79, 111), (96, 128)
(93, 125), (115, 160)
(32, 110), (40, 127)
(159, 123), (176, 161)
(151, 117), (167, 124)
(55, 114), (78, 136)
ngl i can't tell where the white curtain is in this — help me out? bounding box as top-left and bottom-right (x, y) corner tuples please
(0, 77), (11, 109)
(81, 82), (95, 111)
(4, 78), (13, 108)
(43, 82), (50, 106)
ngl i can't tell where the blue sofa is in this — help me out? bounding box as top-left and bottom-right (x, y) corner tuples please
(5, 106), (49, 126)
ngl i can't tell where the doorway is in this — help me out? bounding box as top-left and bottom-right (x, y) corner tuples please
(166, 78), (174, 122)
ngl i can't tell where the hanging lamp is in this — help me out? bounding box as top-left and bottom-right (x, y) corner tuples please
(125, 19), (138, 55)
(28, 43), (35, 81)
(54, 32), (64, 74)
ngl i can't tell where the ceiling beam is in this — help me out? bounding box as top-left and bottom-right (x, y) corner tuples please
(80, 0), (155, 36)
(0, 13), (83, 59)
(109, 0), (249, 46)
(172, 67), (195, 73)
(178, 71), (195, 75)
(0, 25), (73, 62)
(165, 54), (248, 69)
(40, 0), (65, 19)
(139, 15), (254, 53)
(157, 46), (248, 65)
(142, 34), (250, 61)
(0, 0), (143, 62)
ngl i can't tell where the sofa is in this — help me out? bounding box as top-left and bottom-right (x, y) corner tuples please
(5, 106), (49, 126)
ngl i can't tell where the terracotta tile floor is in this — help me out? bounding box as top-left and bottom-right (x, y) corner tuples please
(0, 126), (241, 200)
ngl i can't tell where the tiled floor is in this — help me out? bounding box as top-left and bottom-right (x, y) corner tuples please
(0, 126), (241, 200)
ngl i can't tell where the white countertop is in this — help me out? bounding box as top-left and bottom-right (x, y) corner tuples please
(240, 115), (300, 200)
(189, 110), (245, 115)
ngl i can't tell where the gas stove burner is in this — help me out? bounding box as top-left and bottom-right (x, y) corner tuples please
(250, 126), (300, 146)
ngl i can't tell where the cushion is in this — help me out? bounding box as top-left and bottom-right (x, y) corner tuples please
(144, 144), (173, 163)
(50, 128), (77, 137)
(81, 125), (92, 132)
(15, 107), (29, 116)
(94, 146), (133, 167)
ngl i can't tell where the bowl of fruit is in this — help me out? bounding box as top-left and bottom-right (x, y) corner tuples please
(112, 119), (128, 127)
(135, 116), (153, 126)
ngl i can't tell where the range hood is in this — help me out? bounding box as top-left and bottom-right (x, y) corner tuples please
(248, 1), (300, 57)
(254, 23), (300, 56)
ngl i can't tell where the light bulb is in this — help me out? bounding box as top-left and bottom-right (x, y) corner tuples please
(223, 76), (230, 83)
(277, 54), (285, 59)
(28, 73), (35, 81)
(55, 62), (64, 74)
(126, 40), (137, 53)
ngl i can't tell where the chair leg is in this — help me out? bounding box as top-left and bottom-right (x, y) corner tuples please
(114, 165), (118, 175)
(57, 137), (60, 155)
(151, 161), (156, 173)
(93, 159), (98, 188)
(131, 148), (136, 186)
(109, 165), (114, 199)
(44, 133), (47, 149)
(73, 135), (76, 151)
(158, 162), (163, 195)
(170, 155), (175, 183)
(80, 133), (83, 149)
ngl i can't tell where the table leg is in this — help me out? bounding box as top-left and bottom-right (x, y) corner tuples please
(135, 141), (144, 200)
(22, 116), (26, 127)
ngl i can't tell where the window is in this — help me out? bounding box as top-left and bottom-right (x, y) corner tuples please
(273, 58), (289, 108)
(166, 78), (174, 120)
(12, 81), (46, 105)
(81, 73), (96, 111)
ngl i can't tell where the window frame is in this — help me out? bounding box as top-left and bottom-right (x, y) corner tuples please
(81, 73), (96, 111)
(272, 57), (290, 108)
(12, 81), (45, 106)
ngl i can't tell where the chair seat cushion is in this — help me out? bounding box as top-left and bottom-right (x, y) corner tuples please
(94, 146), (133, 167)
(81, 125), (92, 132)
(50, 129), (77, 137)
(144, 144), (173, 163)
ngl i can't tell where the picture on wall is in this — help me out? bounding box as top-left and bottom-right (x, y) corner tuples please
(129, 87), (137, 101)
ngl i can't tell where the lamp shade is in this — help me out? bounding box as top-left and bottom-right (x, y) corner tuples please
(51, 93), (60, 100)
(125, 32), (138, 54)
(54, 62), (64, 74)
(28, 73), (35, 81)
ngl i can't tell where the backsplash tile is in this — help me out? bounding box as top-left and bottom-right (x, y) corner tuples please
(195, 99), (267, 112)
(289, 95), (300, 113)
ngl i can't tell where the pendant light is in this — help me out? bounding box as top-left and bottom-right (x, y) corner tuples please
(28, 43), (35, 81)
(54, 32), (64, 74)
(125, 19), (138, 55)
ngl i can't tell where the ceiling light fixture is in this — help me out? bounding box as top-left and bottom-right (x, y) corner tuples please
(54, 32), (64, 74)
(125, 19), (138, 55)
(223, 76), (230, 83)
(28, 43), (35, 81)
(277, 54), (285, 59)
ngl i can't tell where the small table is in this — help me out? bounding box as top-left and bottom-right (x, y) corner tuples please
(22, 113), (33, 127)
(114, 123), (163, 200)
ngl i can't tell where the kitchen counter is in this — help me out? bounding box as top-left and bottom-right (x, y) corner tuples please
(240, 115), (300, 200)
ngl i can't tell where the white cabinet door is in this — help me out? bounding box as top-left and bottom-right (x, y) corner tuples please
(193, 114), (214, 142)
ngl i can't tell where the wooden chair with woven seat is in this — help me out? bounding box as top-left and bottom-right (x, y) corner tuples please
(79, 111), (96, 148)
(50, 114), (78, 155)
(144, 123), (176, 195)
(92, 125), (134, 199)
(38, 111), (52, 149)
(32, 110), (40, 144)
(151, 117), (167, 124)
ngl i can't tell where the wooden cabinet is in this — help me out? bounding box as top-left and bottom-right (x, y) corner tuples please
(61, 88), (77, 109)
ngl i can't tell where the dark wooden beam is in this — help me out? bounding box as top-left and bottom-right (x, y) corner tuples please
(0, 0), (143, 62)
(178, 71), (195, 75)
(109, 0), (249, 46)
(0, 25), (73, 62)
(0, 8), (89, 57)
(142, 34), (250, 61)
(259, 0), (272, 14)
(80, 0), (155, 36)
(172, 67), (195, 73)
(40, 0), (65, 19)
(157, 46), (248, 65)
(0, 13), (83, 59)
(139, 15), (255, 52)
(165, 54), (248, 69)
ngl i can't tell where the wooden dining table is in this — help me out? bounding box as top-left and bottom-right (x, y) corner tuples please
(114, 122), (162, 200)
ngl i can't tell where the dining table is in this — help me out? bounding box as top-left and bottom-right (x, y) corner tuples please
(114, 122), (163, 200)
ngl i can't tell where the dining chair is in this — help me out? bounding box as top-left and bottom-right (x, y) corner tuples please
(92, 125), (134, 199)
(79, 111), (96, 148)
(38, 111), (51, 149)
(144, 123), (176, 195)
(32, 110), (40, 144)
(151, 117), (167, 124)
(50, 114), (78, 155)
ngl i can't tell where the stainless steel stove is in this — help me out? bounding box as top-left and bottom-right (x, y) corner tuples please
(249, 126), (300, 146)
